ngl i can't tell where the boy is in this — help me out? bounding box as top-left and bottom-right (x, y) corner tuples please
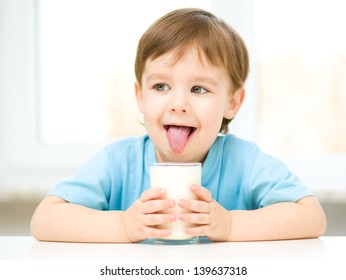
(31, 8), (326, 243)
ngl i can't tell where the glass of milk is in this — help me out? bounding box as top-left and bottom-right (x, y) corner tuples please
(150, 162), (201, 245)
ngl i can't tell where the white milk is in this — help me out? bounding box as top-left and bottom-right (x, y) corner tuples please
(150, 163), (201, 241)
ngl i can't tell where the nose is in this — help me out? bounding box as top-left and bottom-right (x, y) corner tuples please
(169, 91), (190, 114)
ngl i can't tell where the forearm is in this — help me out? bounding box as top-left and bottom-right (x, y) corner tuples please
(31, 196), (131, 243)
(226, 196), (327, 241)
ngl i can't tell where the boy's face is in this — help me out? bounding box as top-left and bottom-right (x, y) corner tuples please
(135, 47), (244, 163)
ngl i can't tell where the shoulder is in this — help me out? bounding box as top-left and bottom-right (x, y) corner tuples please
(101, 134), (153, 168)
(104, 134), (150, 154)
(205, 134), (261, 179)
(214, 134), (286, 177)
(215, 134), (260, 160)
(218, 134), (286, 171)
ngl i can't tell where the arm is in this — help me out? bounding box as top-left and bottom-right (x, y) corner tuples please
(30, 195), (129, 243)
(179, 185), (327, 241)
(31, 189), (176, 243)
(225, 196), (327, 241)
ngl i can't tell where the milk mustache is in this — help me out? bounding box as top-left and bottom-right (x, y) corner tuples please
(150, 163), (201, 242)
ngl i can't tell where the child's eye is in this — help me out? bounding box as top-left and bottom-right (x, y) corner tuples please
(191, 86), (208, 95)
(154, 83), (170, 92)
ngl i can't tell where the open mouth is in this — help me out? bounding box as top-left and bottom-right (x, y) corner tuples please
(163, 125), (196, 137)
(164, 125), (196, 153)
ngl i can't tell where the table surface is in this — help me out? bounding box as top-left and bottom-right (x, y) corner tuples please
(0, 236), (345, 260)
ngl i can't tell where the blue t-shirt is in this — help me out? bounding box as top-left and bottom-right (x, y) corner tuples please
(48, 134), (312, 211)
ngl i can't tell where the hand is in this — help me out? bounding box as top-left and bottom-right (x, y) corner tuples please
(178, 184), (231, 242)
(122, 188), (176, 242)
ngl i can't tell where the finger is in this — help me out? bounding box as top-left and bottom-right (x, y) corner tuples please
(178, 199), (210, 213)
(140, 188), (166, 202)
(190, 184), (212, 202)
(146, 227), (171, 239)
(185, 225), (209, 237)
(142, 199), (175, 214)
(179, 212), (210, 224)
(144, 213), (176, 226)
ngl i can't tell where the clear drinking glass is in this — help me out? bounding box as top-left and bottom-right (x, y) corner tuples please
(150, 162), (201, 245)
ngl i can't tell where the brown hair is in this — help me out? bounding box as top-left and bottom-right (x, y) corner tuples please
(134, 8), (249, 134)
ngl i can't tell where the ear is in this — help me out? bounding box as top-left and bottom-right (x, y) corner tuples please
(224, 87), (245, 120)
(135, 81), (144, 113)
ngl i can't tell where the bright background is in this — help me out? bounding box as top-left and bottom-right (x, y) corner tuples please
(0, 0), (345, 235)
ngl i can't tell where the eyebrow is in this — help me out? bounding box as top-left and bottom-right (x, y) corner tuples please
(192, 76), (218, 87)
(146, 74), (170, 82)
(146, 74), (218, 87)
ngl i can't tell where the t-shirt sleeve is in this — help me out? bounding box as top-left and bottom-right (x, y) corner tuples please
(247, 150), (313, 208)
(47, 149), (111, 210)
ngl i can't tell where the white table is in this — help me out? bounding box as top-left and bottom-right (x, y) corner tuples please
(0, 236), (344, 260)
(1, 236), (345, 279)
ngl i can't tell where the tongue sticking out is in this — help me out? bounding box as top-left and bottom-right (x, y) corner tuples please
(166, 126), (191, 153)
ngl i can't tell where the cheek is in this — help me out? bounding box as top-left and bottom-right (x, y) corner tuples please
(142, 98), (162, 126)
(198, 101), (225, 130)
(142, 108), (155, 126)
